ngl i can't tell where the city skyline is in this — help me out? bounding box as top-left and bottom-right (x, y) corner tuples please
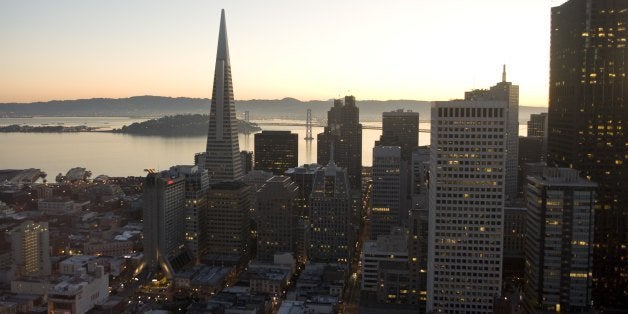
(1, 1), (567, 106)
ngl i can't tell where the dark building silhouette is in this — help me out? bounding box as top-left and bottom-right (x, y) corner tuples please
(206, 181), (251, 260)
(317, 96), (362, 190)
(517, 136), (544, 195)
(527, 113), (548, 137)
(143, 170), (187, 278)
(308, 160), (351, 264)
(240, 151), (253, 174)
(254, 131), (298, 175)
(376, 109), (420, 161)
(255, 176), (299, 262)
(547, 0), (627, 306)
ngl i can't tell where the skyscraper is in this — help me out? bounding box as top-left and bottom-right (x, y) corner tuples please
(547, 0), (627, 306)
(428, 100), (508, 312)
(465, 66), (519, 200)
(10, 220), (51, 277)
(527, 113), (548, 138)
(256, 176), (299, 262)
(317, 96), (362, 190)
(169, 165), (209, 262)
(143, 170), (187, 278)
(370, 146), (404, 239)
(524, 167), (596, 312)
(309, 160), (351, 264)
(206, 181), (251, 259)
(205, 10), (243, 183)
(254, 131), (298, 175)
(376, 109), (420, 161)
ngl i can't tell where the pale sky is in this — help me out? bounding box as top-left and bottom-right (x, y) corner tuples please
(0, 0), (567, 106)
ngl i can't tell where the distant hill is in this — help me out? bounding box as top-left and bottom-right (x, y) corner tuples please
(0, 96), (546, 122)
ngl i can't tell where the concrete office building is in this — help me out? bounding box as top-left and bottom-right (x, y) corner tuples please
(524, 167), (596, 312)
(428, 100), (508, 312)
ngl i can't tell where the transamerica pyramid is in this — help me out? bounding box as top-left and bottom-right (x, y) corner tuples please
(205, 9), (244, 182)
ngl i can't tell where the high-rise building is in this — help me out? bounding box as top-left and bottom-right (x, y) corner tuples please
(408, 208), (428, 310)
(285, 163), (321, 212)
(308, 160), (351, 264)
(317, 96), (362, 190)
(527, 113), (548, 138)
(205, 10), (243, 183)
(256, 176), (299, 262)
(410, 146), (430, 208)
(254, 131), (298, 175)
(517, 136), (545, 195)
(376, 109), (420, 161)
(523, 167), (596, 312)
(370, 146), (404, 239)
(143, 170), (187, 278)
(206, 181), (251, 259)
(10, 220), (51, 277)
(465, 66), (519, 200)
(240, 151), (254, 174)
(428, 100), (508, 312)
(169, 165), (209, 262)
(547, 0), (627, 306)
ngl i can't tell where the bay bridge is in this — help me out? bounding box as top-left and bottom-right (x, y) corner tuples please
(252, 121), (431, 133)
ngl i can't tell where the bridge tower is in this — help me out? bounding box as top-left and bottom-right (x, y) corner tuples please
(305, 109), (314, 140)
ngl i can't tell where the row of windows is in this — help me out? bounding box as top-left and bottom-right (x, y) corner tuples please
(437, 107), (505, 118)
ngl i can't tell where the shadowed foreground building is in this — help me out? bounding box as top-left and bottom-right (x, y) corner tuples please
(370, 146), (404, 239)
(256, 176), (300, 262)
(308, 160), (351, 264)
(547, 0), (627, 306)
(143, 170), (187, 278)
(207, 181), (251, 261)
(524, 167), (596, 312)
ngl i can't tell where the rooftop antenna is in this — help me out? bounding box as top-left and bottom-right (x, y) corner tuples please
(502, 64), (507, 83)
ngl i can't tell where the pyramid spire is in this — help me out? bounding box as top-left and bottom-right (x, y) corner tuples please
(205, 10), (243, 182)
(216, 9), (230, 63)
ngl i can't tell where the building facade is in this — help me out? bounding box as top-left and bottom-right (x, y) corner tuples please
(10, 220), (51, 277)
(547, 0), (628, 306)
(524, 167), (596, 312)
(317, 96), (362, 190)
(143, 170), (186, 278)
(206, 181), (251, 259)
(428, 100), (507, 312)
(169, 165), (210, 262)
(256, 176), (299, 262)
(308, 161), (351, 264)
(370, 146), (404, 239)
(254, 131), (298, 175)
(376, 109), (420, 161)
(464, 66), (519, 200)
